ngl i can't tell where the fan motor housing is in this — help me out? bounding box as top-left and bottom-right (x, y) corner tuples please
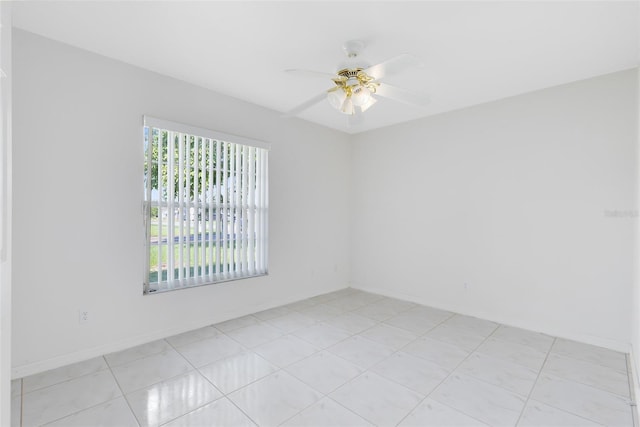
(337, 68), (363, 79)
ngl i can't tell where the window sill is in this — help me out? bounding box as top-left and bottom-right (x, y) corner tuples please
(144, 272), (268, 295)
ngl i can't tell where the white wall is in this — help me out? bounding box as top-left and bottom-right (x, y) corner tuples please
(11, 28), (638, 378)
(632, 67), (640, 404)
(351, 69), (638, 352)
(12, 30), (351, 377)
(0, 2), (12, 424)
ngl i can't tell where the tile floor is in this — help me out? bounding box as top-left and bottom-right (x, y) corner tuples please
(11, 288), (636, 426)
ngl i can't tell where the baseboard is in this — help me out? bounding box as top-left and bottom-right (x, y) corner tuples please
(350, 283), (631, 354)
(12, 284), (348, 379)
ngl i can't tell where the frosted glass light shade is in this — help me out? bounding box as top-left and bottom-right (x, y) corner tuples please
(351, 85), (372, 106)
(341, 97), (355, 115)
(327, 88), (347, 110)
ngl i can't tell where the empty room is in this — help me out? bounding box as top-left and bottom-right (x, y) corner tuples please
(0, 1), (639, 426)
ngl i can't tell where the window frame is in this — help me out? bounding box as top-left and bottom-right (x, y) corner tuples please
(142, 116), (270, 294)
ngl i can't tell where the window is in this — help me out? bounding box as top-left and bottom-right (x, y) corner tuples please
(143, 116), (269, 294)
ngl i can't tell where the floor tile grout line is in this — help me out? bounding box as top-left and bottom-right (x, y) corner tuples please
(549, 337), (629, 374)
(513, 336), (557, 426)
(275, 301), (503, 426)
(273, 390), (327, 426)
(415, 317), (554, 418)
(549, 347), (630, 376)
(626, 353), (639, 427)
(193, 315), (355, 399)
(430, 322), (630, 426)
(520, 399), (609, 427)
(235, 306), (367, 427)
(19, 378), (23, 427)
(358, 312), (454, 371)
(104, 340), (176, 370)
(181, 325), (329, 427)
(201, 353), (279, 393)
(155, 393), (259, 427)
(164, 337), (207, 373)
(134, 335), (255, 426)
(296, 307), (471, 425)
(234, 295), (418, 426)
(17, 360), (124, 426)
(287, 296), (452, 354)
(542, 353), (633, 399)
(274, 349), (382, 426)
(19, 363), (112, 396)
(163, 333), (266, 426)
(547, 348), (630, 370)
(112, 343), (243, 426)
(222, 320), (295, 350)
(104, 354), (144, 427)
(38, 395), (136, 427)
(394, 323), (503, 427)
(287, 306), (413, 371)
(526, 337), (630, 425)
(239, 362), (325, 426)
(252, 335), (322, 369)
(223, 396), (262, 427)
(321, 395), (378, 426)
(205, 360), (282, 426)
(17, 289), (631, 427)
(112, 347), (207, 394)
(276, 383), (376, 427)
(361, 313), (469, 425)
(287, 297), (411, 408)
(526, 372), (634, 426)
(11, 293), (436, 426)
(32, 355), (136, 425)
(544, 341), (633, 396)
(439, 357), (537, 398)
(213, 314), (262, 334)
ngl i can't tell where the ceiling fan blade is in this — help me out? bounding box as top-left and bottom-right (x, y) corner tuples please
(282, 92), (327, 118)
(375, 83), (430, 108)
(364, 54), (422, 80)
(284, 69), (336, 79)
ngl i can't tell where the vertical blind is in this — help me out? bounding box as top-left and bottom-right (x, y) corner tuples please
(143, 116), (269, 294)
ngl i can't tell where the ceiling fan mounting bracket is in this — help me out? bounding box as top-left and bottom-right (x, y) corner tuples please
(343, 40), (365, 58)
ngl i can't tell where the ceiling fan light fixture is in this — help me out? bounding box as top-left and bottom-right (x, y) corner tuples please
(340, 97), (355, 115)
(351, 85), (372, 107)
(327, 87), (347, 110)
(284, 41), (428, 122)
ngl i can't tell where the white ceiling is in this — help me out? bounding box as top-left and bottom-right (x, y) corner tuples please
(11, 1), (639, 134)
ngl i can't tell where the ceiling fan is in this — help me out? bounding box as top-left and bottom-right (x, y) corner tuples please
(283, 40), (430, 122)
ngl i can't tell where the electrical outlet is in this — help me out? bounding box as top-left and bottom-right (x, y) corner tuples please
(79, 310), (89, 324)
